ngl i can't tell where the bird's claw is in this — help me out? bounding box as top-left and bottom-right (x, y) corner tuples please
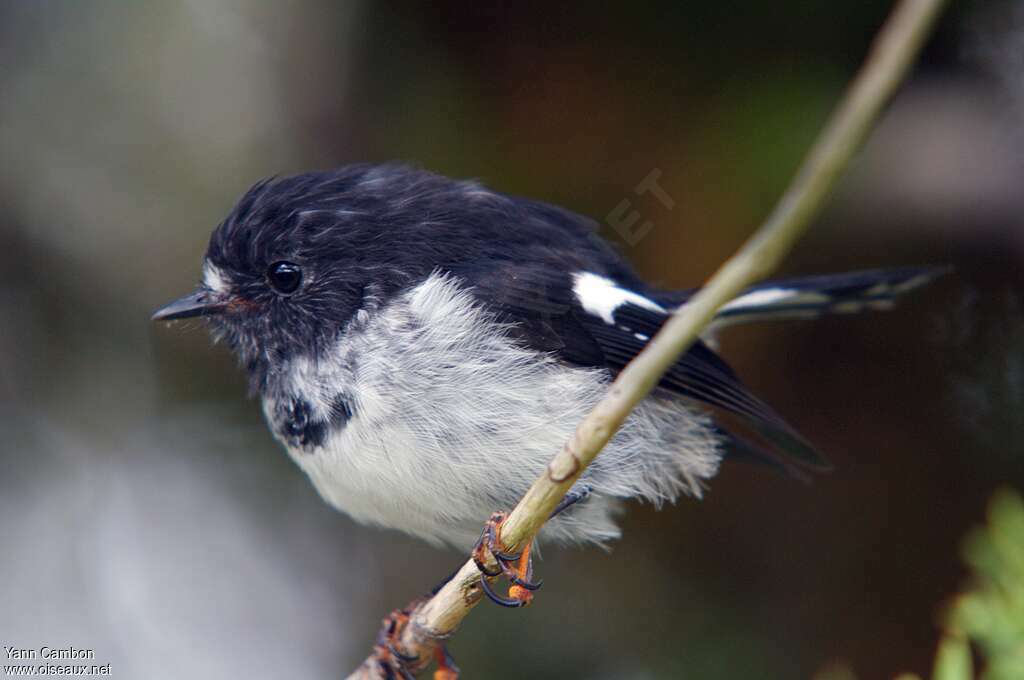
(369, 604), (460, 679)
(471, 512), (541, 607)
(370, 606), (419, 679)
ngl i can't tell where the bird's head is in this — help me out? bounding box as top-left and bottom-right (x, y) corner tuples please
(153, 163), (576, 393)
(152, 164), (458, 392)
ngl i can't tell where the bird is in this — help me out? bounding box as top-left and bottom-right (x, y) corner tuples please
(152, 163), (943, 562)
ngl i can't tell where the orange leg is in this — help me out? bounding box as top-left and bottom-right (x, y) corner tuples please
(507, 542), (535, 605)
(370, 600), (463, 679)
(433, 645), (460, 680)
(370, 604), (421, 679)
(472, 512), (543, 608)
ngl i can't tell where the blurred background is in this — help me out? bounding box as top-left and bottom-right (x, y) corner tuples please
(1, 1), (1021, 678)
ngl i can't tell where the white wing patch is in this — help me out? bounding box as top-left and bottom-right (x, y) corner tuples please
(572, 272), (665, 325)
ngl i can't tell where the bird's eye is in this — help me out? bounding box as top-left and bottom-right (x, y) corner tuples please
(267, 261), (302, 294)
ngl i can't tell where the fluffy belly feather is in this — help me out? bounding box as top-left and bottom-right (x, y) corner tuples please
(262, 273), (723, 549)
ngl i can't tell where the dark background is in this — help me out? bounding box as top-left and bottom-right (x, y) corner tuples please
(1, 2), (1022, 678)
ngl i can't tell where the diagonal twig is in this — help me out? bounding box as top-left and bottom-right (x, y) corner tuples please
(347, 1), (948, 676)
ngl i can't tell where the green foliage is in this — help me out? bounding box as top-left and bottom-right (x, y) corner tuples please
(826, 488), (1024, 680)
(946, 489), (1024, 679)
(929, 634), (972, 680)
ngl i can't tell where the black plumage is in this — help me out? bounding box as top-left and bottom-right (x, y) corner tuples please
(186, 163), (942, 476)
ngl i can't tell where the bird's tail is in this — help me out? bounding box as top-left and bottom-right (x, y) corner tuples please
(659, 266), (949, 329)
(660, 266), (948, 478)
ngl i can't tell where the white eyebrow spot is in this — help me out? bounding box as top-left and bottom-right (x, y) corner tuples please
(203, 262), (230, 294)
(572, 272), (665, 325)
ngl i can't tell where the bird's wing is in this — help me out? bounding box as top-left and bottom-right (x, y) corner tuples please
(450, 261), (829, 473)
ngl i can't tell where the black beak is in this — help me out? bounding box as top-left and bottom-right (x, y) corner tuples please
(151, 290), (225, 321)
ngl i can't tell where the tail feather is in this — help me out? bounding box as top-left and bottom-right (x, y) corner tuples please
(658, 265), (948, 479)
(659, 266), (949, 329)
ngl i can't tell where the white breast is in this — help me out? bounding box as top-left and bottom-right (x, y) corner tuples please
(263, 272), (723, 549)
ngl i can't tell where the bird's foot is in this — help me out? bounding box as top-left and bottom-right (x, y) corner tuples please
(471, 512), (542, 608)
(370, 601), (459, 680)
(370, 605), (420, 679)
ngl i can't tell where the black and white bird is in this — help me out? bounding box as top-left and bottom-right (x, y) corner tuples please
(153, 164), (943, 551)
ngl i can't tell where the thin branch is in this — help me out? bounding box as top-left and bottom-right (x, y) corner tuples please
(347, 0), (948, 676)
